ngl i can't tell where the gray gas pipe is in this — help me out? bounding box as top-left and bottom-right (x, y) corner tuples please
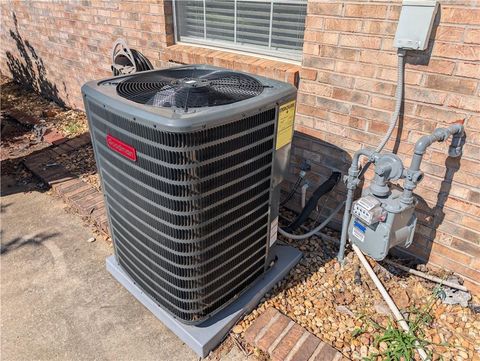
(337, 123), (465, 262)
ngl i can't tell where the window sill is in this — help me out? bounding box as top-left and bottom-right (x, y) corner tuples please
(160, 44), (301, 87)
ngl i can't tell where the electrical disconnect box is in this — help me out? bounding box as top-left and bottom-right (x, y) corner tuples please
(394, 0), (439, 50)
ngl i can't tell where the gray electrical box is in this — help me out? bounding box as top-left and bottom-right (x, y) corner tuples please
(394, 0), (439, 50)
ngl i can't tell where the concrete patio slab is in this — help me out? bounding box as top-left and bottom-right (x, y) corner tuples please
(0, 175), (198, 361)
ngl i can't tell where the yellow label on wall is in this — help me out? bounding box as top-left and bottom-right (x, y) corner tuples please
(276, 100), (296, 150)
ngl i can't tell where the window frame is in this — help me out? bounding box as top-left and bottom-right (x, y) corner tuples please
(172, 0), (306, 62)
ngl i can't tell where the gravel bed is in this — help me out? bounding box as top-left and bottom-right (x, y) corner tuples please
(235, 210), (480, 360)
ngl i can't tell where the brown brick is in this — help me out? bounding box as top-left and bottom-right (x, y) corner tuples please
(339, 34), (381, 50)
(319, 45), (358, 61)
(300, 68), (317, 81)
(432, 42), (480, 61)
(465, 29), (480, 44)
(463, 279), (480, 296)
(455, 62), (480, 79)
(317, 71), (355, 88)
(446, 94), (480, 112)
(335, 61), (376, 77)
(305, 15), (323, 30)
(359, 50), (397, 66)
(331, 88), (369, 105)
(435, 26), (465, 42)
(404, 86), (447, 105)
(300, 81), (332, 97)
(344, 4), (388, 19)
(308, 31), (339, 46)
(303, 56), (335, 71)
(270, 324), (305, 361)
(69, 187), (98, 202)
(424, 74), (477, 95)
(303, 43), (319, 56)
(66, 133), (91, 148)
(51, 178), (82, 193)
(324, 18), (362, 32)
(41, 166), (72, 184)
(308, 3), (342, 16)
(355, 78), (395, 96)
(416, 105), (466, 123)
(362, 20), (396, 35)
(256, 316), (291, 351)
(442, 7), (480, 25)
(74, 193), (105, 216)
(58, 181), (92, 199)
(309, 342), (341, 361)
(289, 333), (320, 361)
(244, 307), (278, 345)
(406, 58), (456, 75)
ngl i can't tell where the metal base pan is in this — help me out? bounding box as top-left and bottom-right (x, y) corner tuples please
(106, 244), (302, 358)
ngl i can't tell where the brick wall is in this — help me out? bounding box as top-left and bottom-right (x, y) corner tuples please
(1, 0), (479, 293)
(0, 1), (299, 108)
(0, 1), (174, 109)
(295, 0), (480, 293)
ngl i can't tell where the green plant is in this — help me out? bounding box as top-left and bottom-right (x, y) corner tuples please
(352, 327), (366, 338)
(359, 285), (461, 361)
(363, 319), (433, 361)
(63, 121), (82, 135)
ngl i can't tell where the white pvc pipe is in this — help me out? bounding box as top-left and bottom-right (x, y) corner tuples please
(382, 258), (468, 292)
(352, 244), (430, 361)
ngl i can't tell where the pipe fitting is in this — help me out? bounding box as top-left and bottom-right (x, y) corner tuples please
(402, 124), (465, 204)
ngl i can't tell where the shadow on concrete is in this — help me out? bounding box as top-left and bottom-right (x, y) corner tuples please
(0, 232), (60, 255)
(5, 12), (65, 107)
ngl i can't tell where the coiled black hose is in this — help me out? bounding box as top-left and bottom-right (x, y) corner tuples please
(284, 171), (341, 232)
(111, 38), (153, 76)
(130, 49), (153, 72)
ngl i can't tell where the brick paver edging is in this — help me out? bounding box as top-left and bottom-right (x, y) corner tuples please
(21, 131), (110, 236)
(244, 308), (346, 361)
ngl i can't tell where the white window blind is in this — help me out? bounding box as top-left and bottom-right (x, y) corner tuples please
(173, 0), (307, 61)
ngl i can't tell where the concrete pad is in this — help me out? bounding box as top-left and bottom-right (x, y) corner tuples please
(107, 244), (302, 358)
(0, 175), (198, 361)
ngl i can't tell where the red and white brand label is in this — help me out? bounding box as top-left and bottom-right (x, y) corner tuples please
(106, 134), (137, 161)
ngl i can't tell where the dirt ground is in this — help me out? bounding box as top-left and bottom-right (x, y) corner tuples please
(2, 77), (479, 361)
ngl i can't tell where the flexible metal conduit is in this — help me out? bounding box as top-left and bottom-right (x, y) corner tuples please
(278, 201), (345, 240)
(337, 50), (406, 262)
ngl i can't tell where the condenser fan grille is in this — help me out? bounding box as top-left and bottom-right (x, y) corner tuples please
(116, 68), (264, 110)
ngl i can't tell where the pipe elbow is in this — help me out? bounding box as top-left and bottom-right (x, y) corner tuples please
(413, 135), (433, 155)
(351, 148), (375, 172)
(449, 123), (464, 136)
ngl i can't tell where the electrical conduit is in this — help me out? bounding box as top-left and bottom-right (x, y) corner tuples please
(337, 50), (406, 262)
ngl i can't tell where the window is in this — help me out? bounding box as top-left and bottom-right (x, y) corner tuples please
(173, 0), (307, 61)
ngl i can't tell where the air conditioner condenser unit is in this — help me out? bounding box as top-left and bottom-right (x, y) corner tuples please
(81, 65), (302, 356)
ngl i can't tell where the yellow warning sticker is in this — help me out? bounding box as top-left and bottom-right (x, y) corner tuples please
(276, 100), (296, 150)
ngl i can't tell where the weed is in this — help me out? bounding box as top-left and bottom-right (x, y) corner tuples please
(63, 121), (82, 135)
(358, 285), (463, 361)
